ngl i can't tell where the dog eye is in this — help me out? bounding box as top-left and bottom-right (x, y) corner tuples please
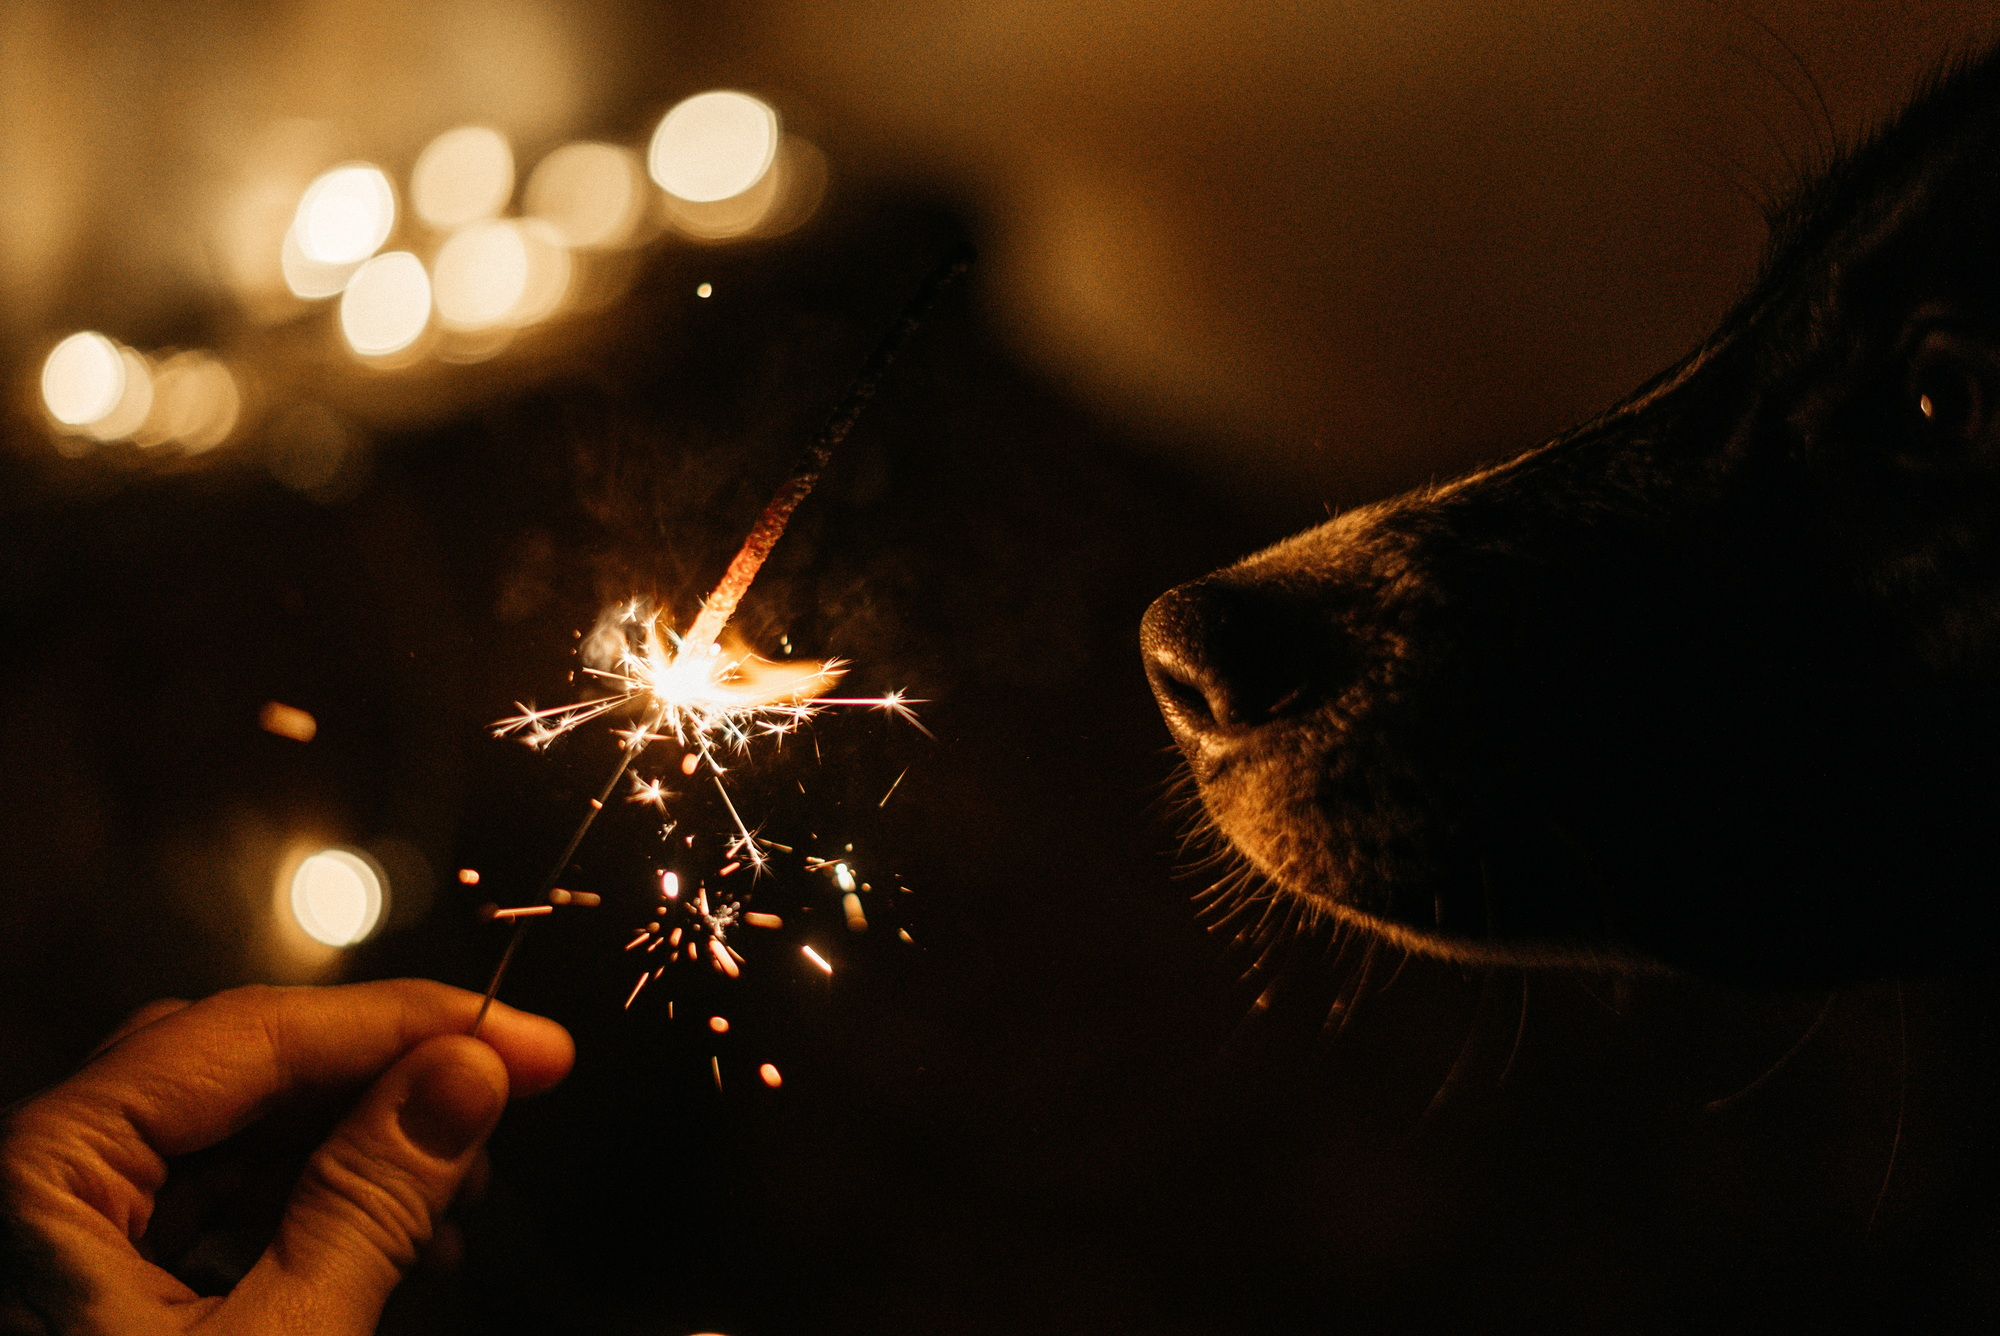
(1906, 336), (1991, 450)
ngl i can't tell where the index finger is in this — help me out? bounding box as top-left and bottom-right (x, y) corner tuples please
(60, 980), (573, 1158)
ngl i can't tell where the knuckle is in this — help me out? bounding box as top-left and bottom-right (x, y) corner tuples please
(296, 1136), (436, 1272)
(214, 982), (287, 1014)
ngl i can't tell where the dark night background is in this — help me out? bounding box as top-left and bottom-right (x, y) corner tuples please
(9, 3), (2000, 1332)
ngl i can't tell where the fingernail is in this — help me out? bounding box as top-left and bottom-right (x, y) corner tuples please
(398, 1047), (505, 1161)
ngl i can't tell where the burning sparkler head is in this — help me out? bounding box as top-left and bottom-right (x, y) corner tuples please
(500, 599), (847, 755)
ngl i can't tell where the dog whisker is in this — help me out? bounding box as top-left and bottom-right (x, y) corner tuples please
(1865, 983), (1910, 1238)
(1704, 991), (1839, 1114)
(1496, 973), (1531, 1088)
(1422, 970), (1497, 1124)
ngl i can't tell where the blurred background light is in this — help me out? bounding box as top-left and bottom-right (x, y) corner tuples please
(281, 223), (361, 300)
(266, 402), (361, 496)
(40, 332), (125, 426)
(648, 90), (778, 203)
(525, 140), (644, 247)
(660, 135), (824, 242)
(258, 700), (318, 743)
(141, 353), (241, 452)
(288, 847), (386, 947)
(412, 126), (515, 230)
(510, 218), (573, 324)
(433, 221), (527, 329)
(294, 164), (396, 265)
(433, 219), (570, 330)
(339, 250), (432, 356)
(85, 347), (155, 442)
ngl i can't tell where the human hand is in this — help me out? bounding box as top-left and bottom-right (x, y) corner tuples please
(0, 980), (572, 1335)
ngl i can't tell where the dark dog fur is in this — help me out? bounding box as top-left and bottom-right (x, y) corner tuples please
(1144, 48), (2000, 987)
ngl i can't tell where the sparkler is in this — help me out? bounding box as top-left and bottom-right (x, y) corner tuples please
(470, 244), (972, 1039)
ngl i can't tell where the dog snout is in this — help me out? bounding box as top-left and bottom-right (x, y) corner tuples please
(1142, 579), (1349, 746)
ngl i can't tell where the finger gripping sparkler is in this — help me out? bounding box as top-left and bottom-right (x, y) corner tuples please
(470, 244), (974, 1037)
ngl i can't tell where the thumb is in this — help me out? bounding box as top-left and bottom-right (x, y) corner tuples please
(227, 1034), (508, 1335)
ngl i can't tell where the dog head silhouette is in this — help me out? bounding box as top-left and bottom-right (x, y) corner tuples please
(1145, 52), (2000, 986)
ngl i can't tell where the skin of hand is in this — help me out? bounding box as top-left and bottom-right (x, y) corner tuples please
(0, 980), (574, 1336)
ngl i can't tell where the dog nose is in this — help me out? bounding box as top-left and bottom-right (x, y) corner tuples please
(1141, 579), (1346, 738)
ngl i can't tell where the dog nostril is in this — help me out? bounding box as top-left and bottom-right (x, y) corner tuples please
(1141, 579), (1341, 734)
(1146, 646), (1221, 726)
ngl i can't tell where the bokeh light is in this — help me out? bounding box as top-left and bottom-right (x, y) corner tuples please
(412, 126), (515, 230)
(281, 223), (359, 300)
(340, 251), (432, 356)
(85, 348), (156, 442)
(41, 332), (125, 426)
(648, 91), (778, 203)
(294, 164), (396, 265)
(511, 219), (573, 325)
(289, 847), (386, 947)
(660, 135), (824, 242)
(258, 700), (318, 743)
(525, 141), (645, 248)
(144, 354), (241, 452)
(433, 221), (526, 329)
(266, 402), (360, 496)
(433, 219), (570, 330)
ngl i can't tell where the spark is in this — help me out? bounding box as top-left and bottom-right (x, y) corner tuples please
(628, 773), (670, 809)
(472, 244), (971, 1049)
(714, 776), (769, 872)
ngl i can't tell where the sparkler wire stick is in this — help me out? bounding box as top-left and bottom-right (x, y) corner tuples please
(471, 242), (974, 1036)
(680, 242), (976, 654)
(472, 705), (665, 1036)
